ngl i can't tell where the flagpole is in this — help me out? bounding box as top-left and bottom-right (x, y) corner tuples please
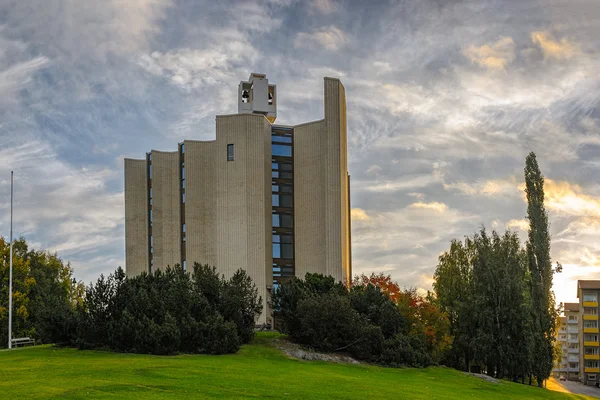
(8, 171), (13, 349)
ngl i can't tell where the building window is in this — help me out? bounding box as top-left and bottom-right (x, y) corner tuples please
(227, 144), (234, 161)
(149, 188), (152, 206)
(272, 144), (292, 157)
(272, 194), (293, 208)
(571, 333), (579, 340)
(149, 163), (152, 179)
(585, 347), (599, 355)
(149, 209), (153, 225)
(589, 375), (597, 381)
(272, 135), (291, 144)
(584, 293), (598, 302)
(585, 321), (599, 329)
(272, 213), (293, 228)
(585, 308), (598, 315)
(183, 260), (187, 271)
(570, 315), (579, 320)
(181, 143), (185, 154)
(586, 361), (599, 368)
(182, 192), (186, 204)
(585, 334), (598, 342)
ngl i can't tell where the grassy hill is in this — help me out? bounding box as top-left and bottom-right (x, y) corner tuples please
(0, 332), (592, 399)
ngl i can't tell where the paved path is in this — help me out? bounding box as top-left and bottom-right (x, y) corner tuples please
(547, 377), (600, 398)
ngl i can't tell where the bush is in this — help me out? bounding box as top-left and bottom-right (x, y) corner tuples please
(71, 264), (261, 355)
(379, 333), (433, 367)
(274, 273), (435, 367)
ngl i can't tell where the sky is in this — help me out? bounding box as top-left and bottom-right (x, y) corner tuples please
(1, 0), (599, 304)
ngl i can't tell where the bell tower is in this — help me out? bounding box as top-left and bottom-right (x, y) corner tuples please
(238, 73), (277, 123)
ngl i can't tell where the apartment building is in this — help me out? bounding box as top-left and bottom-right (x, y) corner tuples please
(578, 280), (600, 386)
(554, 303), (581, 380)
(124, 73), (352, 325)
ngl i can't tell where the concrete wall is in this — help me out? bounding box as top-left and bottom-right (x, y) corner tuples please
(293, 119), (326, 278)
(184, 140), (217, 268)
(124, 158), (149, 277)
(293, 77), (350, 284)
(151, 151), (182, 270)
(215, 114), (272, 324)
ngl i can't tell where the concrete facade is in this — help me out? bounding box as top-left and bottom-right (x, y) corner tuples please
(124, 74), (351, 325)
(577, 281), (600, 386)
(553, 303), (580, 381)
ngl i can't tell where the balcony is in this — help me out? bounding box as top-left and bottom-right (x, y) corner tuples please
(569, 348), (580, 354)
(585, 355), (600, 360)
(568, 327), (579, 333)
(569, 367), (581, 372)
(585, 341), (599, 347)
(584, 315), (599, 321)
(585, 367), (600, 373)
(584, 328), (599, 334)
(571, 356), (581, 363)
(568, 319), (579, 324)
(583, 301), (598, 307)
(569, 338), (580, 344)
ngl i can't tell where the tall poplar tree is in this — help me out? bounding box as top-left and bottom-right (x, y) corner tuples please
(524, 152), (556, 386)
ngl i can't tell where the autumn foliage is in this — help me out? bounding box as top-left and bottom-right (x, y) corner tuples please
(274, 272), (452, 367)
(355, 274), (452, 362)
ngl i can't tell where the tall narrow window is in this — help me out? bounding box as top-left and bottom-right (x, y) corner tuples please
(227, 144), (234, 161)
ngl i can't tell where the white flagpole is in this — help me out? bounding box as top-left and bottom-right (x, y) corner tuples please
(8, 171), (13, 349)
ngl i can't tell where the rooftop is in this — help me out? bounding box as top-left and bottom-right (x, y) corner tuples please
(577, 280), (600, 297)
(564, 302), (580, 311)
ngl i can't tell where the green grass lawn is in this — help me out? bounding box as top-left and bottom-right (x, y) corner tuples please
(0, 332), (592, 399)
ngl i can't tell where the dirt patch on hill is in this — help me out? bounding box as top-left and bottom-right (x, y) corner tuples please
(271, 337), (361, 365)
(466, 372), (500, 384)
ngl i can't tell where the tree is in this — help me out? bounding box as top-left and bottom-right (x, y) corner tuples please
(525, 152), (557, 386)
(433, 237), (476, 370)
(353, 273), (401, 302)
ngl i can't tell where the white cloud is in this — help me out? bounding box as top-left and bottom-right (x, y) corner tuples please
(444, 178), (521, 197)
(294, 26), (349, 51)
(408, 201), (448, 212)
(463, 36), (516, 70)
(507, 218), (529, 231)
(351, 208), (370, 221)
(0, 140), (123, 272)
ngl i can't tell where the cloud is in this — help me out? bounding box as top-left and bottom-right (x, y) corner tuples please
(351, 208), (370, 221)
(531, 31), (580, 59)
(444, 178), (521, 197)
(463, 36), (516, 70)
(309, 0), (338, 14)
(507, 218), (529, 231)
(294, 26), (349, 51)
(543, 179), (600, 217)
(408, 201), (448, 212)
(0, 140), (123, 274)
